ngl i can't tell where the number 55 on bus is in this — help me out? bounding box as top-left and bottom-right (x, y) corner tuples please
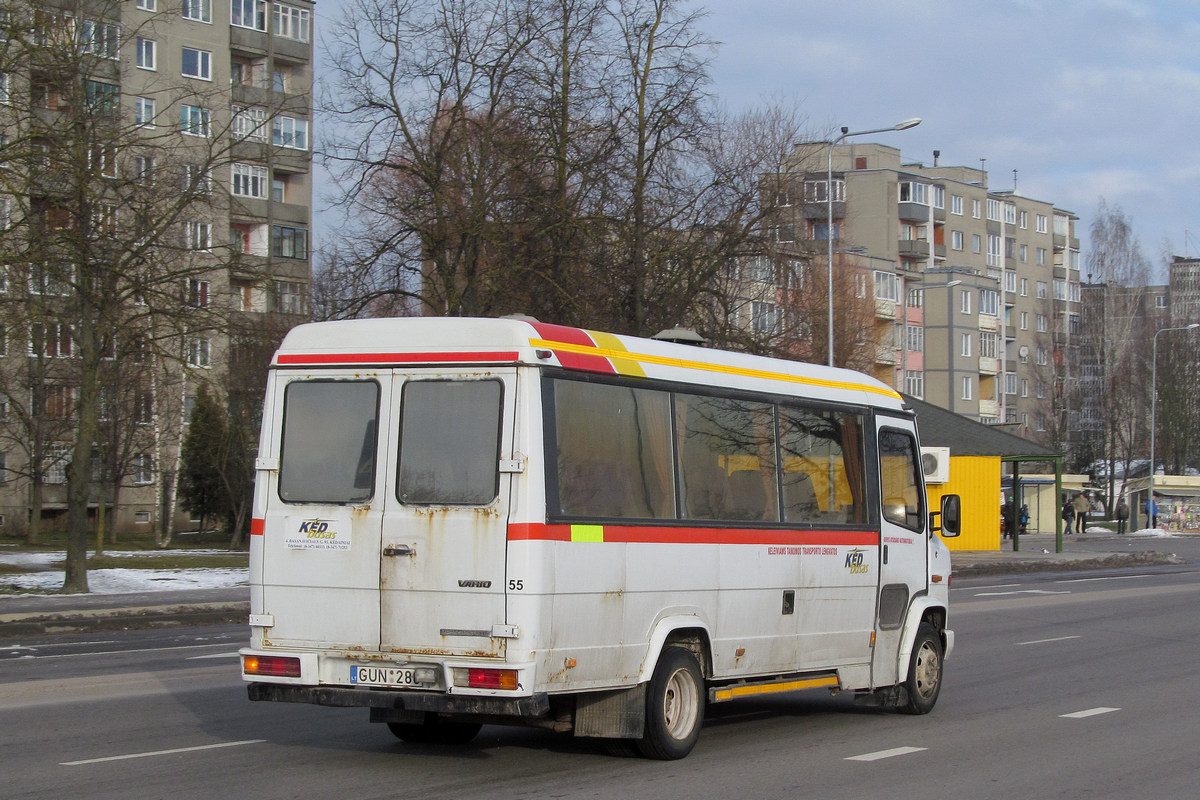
(241, 317), (961, 759)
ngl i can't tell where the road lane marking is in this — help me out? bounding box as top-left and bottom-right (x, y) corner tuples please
(6, 642), (236, 661)
(974, 589), (1070, 597)
(1056, 575), (1151, 584)
(846, 746), (927, 762)
(1060, 707), (1120, 719)
(186, 652), (242, 660)
(1017, 635), (1081, 646)
(61, 739), (266, 766)
(952, 583), (1020, 592)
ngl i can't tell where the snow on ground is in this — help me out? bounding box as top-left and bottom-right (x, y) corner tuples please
(0, 548), (248, 596)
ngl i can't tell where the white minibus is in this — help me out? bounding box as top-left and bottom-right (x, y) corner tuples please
(241, 317), (960, 759)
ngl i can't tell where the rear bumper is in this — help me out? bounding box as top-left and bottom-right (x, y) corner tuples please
(247, 682), (551, 718)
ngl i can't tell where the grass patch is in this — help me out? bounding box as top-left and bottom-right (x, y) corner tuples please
(0, 563), (25, 576)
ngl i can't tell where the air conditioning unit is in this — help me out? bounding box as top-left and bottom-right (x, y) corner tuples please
(920, 447), (951, 484)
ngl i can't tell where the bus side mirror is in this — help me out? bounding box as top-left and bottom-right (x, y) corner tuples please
(933, 494), (961, 537)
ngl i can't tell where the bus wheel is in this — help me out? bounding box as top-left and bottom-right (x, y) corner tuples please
(637, 646), (705, 760)
(901, 623), (943, 715)
(387, 716), (482, 745)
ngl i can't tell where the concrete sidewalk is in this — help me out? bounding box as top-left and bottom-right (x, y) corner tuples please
(0, 534), (1188, 638)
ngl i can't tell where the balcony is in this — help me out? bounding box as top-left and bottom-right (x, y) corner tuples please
(898, 240), (930, 258)
(898, 202), (930, 222)
(978, 398), (1000, 418)
(875, 299), (897, 320)
(978, 314), (1000, 332)
(875, 346), (899, 366)
(978, 356), (1000, 376)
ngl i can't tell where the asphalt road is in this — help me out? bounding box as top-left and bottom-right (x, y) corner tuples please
(3, 558), (1199, 800)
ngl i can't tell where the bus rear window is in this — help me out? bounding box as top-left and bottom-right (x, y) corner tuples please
(279, 380), (379, 504)
(398, 380), (502, 505)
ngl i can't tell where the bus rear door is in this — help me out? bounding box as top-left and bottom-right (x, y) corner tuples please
(379, 372), (518, 658)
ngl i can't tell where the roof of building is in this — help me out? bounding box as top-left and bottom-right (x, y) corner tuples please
(904, 395), (1060, 459)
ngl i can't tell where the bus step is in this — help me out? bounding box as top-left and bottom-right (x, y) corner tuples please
(708, 673), (840, 704)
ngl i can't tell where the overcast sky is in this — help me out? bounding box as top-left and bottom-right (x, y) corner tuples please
(312, 0), (1200, 280)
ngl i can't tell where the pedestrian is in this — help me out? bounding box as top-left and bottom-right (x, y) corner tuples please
(1061, 500), (1075, 534)
(1071, 492), (1091, 534)
(1001, 503), (1012, 539)
(1146, 494), (1159, 528)
(1019, 503), (1030, 535)
(1115, 497), (1129, 535)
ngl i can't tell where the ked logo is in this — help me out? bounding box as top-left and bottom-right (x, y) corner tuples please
(458, 579), (492, 588)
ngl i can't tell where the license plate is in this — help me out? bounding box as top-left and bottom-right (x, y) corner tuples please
(350, 665), (421, 687)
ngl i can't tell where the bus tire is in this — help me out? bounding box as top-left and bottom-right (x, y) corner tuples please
(636, 646), (705, 760)
(387, 715), (482, 745)
(900, 623), (943, 715)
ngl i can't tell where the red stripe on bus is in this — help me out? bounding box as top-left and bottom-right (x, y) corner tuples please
(528, 322), (615, 374)
(507, 522), (877, 547)
(276, 351), (520, 365)
(250, 518), (265, 536)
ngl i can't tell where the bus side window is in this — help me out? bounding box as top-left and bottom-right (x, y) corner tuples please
(878, 429), (924, 532)
(779, 406), (865, 525)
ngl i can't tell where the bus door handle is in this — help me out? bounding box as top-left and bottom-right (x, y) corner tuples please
(883, 545), (889, 565)
(383, 544), (416, 557)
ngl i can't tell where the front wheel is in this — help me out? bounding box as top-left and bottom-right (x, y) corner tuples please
(636, 646), (705, 760)
(900, 623), (943, 715)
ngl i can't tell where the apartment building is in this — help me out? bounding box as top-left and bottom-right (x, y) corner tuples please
(772, 142), (1081, 441)
(0, 0), (314, 537)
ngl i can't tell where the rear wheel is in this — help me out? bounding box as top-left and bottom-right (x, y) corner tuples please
(636, 646), (705, 760)
(387, 715), (482, 745)
(900, 623), (943, 714)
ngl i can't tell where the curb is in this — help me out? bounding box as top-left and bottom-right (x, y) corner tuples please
(951, 550), (1183, 577)
(0, 601), (249, 638)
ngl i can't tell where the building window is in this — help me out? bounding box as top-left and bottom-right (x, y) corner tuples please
(1004, 270), (1016, 293)
(960, 333), (972, 357)
(874, 271), (899, 303)
(971, 199), (981, 219)
(1019, 210), (1028, 229)
(232, 0), (267, 29)
(906, 325), (923, 352)
(43, 444), (72, 484)
(1036, 314), (1048, 332)
(1019, 312), (1028, 331)
(272, 175), (288, 202)
(186, 338), (211, 367)
(85, 81), (119, 117)
(1155, 294), (1168, 309)
(898, 182), (929, 204)
(1004, 203), (1016, 225)
(971, 234), (981, 254)
(980, 289), (998, 316)
(986, 198), (1002, 221)
(232, 163), (269, 198)
(132, 453), (154, 485)
(986, 234), (1001, 267)
(184, 164), (211, 195)
(182, 0), (211, 23)
(272, 116), (309, 149)
(185, 221), (212, 251)
(1021, 379), (1029, 397)
(272, 225), (308, 259)
(1036, 347), (1047, 366)
(932, 185), (945, 209)
(187, 278), (210, 308)
(951, 195), (963, 215)
(30, 322), (73, 358)
(273, 3), (311, 42)
(1036, 281), (1047, 299)
(1036, 214), (1048, 233)
(810, 221), (839, 240)
(233, 106), (268, 142)
(749, 301), (777, 335)
(905, 370), (924, 398)
(960, 289), (972, 315)
(135, 96), (156, 127)
(980, 331), (999, 358)
(137, 0), (157, 9)
(951, 230), (963, 250)
(181, 105), (211, 137)
(1004, 373), (1017, 396)
(181, 47), (212, 80)
(135, 37), (156, 70)
(273, 280), (306, 315)
(80, 20), (120, 59)
(961, 376), (973, 401)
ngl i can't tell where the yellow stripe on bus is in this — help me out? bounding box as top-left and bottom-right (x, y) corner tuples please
(570, 525), (605, 543)
(530, 338), (902, 400)
(711, 675), (840, 702)
(588, 332), (647, 377)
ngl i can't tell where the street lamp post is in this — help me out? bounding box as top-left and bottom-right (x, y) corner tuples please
(826, 118), (921, 367)
(1148, 323), (1199, 527)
